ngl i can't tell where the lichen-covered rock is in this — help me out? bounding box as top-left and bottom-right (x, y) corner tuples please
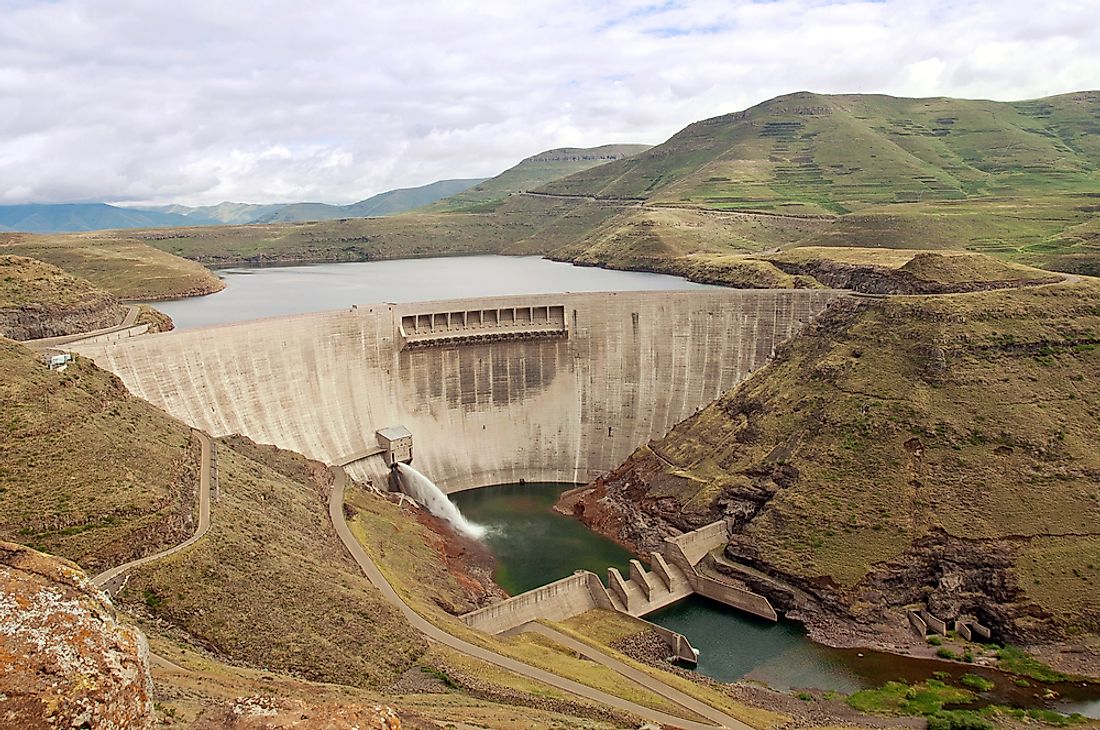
(192, 697), (401, 729)
(0, 542), (154, 729)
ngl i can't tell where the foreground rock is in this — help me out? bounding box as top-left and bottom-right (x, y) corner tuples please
(0, 541), (154, 729)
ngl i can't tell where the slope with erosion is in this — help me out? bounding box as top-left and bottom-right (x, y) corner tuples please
(0, 255), (128, 340)
(563, 278), (1100, 674)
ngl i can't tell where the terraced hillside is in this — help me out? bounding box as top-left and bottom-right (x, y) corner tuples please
(566, 279), (1100, 674)
(544, 91), (1100, 274)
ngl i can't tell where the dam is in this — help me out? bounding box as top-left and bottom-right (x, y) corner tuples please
(74, 289), (844, 492)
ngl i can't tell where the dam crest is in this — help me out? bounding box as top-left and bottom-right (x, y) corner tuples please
(75, 289), (845, 492)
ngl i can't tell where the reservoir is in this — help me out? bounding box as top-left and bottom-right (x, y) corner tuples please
(152, 254), (717, 329)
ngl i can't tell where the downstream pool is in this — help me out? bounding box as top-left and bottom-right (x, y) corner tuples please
(151, 254), (717, 329)
(455, 482), (1100, 717)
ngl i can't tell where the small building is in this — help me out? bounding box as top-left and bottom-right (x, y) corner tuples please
(48, 353), (72, 370)
(375, 426), (413, 467)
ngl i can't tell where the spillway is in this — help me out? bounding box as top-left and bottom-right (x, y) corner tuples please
(74, 290), (844, 492)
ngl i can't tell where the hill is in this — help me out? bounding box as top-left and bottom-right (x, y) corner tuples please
(254, 178), (487, 222)
(0, 203), (213, 233)
(543, 91), (1100, 275)
(0, 255), (127, 340)
(0, 231), (224, 300)
(147, 201), (285, 225)
(427, 144), (652, 212)
(566, 278), (1100, 673)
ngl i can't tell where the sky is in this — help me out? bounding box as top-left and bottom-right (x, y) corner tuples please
(1, 0), (1098, 207)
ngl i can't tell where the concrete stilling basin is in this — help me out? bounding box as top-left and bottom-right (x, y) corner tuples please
(75, 290), (844, 491)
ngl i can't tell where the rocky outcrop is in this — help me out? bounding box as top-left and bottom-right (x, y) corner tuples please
(192, 698), (401, 729)
(0, 255), (127, 340)
(770, 253), (1059, 295)
(0, 542), (154, 729)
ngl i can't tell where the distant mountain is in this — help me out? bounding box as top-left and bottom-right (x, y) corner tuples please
(253, 178), (487, 223)
(428, 145), (651, 212)
(0, 203), (213, 234)
(146, 202), (286, 225)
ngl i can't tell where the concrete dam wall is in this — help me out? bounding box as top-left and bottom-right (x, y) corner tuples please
(75, 290), (843, 492)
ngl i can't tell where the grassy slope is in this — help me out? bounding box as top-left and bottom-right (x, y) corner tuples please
(119, 439), (426, 689)
(0, 231), (224, 300)
(0, 338), (197, 571)
(107, 194), (629, 265)
(543, 91), (1100, 273)
(427, 144), (652, 212)
(0, 255), (117, 309)
(599, 280), (1100, 639)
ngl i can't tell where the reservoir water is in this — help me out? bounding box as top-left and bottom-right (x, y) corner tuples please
(153, 255), (717, 329)
(456, 482), (1100, 717)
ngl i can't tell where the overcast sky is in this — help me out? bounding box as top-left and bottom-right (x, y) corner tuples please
(1, 0), (1098, 206)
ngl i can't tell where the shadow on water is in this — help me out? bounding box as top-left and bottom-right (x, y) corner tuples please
(455, 482), (1100, 718)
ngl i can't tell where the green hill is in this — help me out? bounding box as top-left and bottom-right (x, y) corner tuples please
(0, 203), (216, 233)
(543, 91), (1100, 274)
(427, 144), (652, 212)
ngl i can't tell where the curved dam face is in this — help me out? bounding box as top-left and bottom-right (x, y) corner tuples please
(75, 290), (844, 492)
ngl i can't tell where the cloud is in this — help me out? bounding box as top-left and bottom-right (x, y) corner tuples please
(0, 0), (1097, 205)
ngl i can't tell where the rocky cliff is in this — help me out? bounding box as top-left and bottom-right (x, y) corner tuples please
(564, 281), (1100, 672)
(0, 542), (155, 729)
(0, 255), (127, 340)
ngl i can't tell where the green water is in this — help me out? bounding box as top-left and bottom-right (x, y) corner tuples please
(451, 482), (634, 595)
(455, 482), (1100, 718)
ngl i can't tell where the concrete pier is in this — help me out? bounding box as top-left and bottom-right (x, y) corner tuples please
(74, 289), (843, 492)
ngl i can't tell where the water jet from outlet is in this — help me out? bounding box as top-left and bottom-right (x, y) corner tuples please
(395, 463), (485, 539)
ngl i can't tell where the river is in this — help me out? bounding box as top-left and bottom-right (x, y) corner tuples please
(151, 255), (717, 329)
(454, 482), (1100, 718)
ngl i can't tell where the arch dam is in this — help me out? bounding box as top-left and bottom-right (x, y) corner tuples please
(73, 289), (844, 491)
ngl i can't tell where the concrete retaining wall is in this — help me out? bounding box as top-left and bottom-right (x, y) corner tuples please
(908, 610), (928, 637)
(955, 620), (973, 642)
(462, 571), (609, 634)
(75, 290), (842, 493)
(665, 521), (729, 566)
(692, 574), (778, 621)
(921, 609), (948, 636)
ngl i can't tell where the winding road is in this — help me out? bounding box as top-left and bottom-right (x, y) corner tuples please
(328, 467), (749, 730)
(92, 429), (212, 594)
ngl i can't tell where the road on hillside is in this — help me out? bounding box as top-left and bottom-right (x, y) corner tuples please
(328, 468), (750, 730)
(92, 429), (212, 593)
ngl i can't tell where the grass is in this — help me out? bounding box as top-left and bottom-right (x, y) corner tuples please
(847, 679), (973, 715)
(995, 646), (1071, 683)
(959, 674), (995, 692)
(0, 255), (129, 340)
(0, 338), (198, 569)
(0, 231), (223, 300)
(120, 441), (425, 689)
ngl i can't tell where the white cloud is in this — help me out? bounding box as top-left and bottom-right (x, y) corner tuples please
(0, 0), (1096, 205)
